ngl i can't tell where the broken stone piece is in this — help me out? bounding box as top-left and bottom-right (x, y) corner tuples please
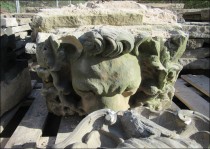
(25, 43), (37, 54)
(5, 24), (31, 36)
(32, 1), (178, 33)
(52, 107), (209, 148)
(0, 18), (18, 27)
(16, 18), (32, 26)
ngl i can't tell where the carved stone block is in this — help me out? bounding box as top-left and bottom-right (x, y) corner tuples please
(36, 27), (188, 116)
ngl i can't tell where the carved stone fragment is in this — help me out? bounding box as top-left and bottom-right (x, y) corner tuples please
(36, 27), (188, 115)
(36, 28), (141, 115)
(51, 107), (209, 148)
(130, 30), (188, 111)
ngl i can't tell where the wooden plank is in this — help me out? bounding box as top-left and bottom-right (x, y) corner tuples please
(5, 89), (48, 148)
(55, 116), (82, 144)
(37, 137), (56, 148)
(0, 104), (20, 133)
(175, 79), (209, 117)
(0, 138), (9, 148)
(0, 86), (38, 133)
(181, 75), (210, 97)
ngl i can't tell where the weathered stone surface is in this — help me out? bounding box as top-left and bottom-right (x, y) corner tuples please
(0, 18), (18, 27)
(179, 58), (210, 69)
(5, 24), (31, 36)
(141, 3), (185, 9)
(15, 32), (28, 40)
(201, 9), (210, 21)
(1, 65), (31, 116)
(186, 39), (204, 50)
(181, 8), (210, 21)
(11, 13), (36, 18)
(182, 23), (210, 38)
(182, 48), (210, 58)
(131, 31), (188, 111)
(34, 1), (188, 115)
(25, 43), (37, 54)
(16, 18), (32, 25)
(36, 26), (188, 115)
(0, 14), (12, 19)
(37, 28), (141, 115)
(0, 28), (6, 36)
(52, 107), (209, 148)
(32, 1), (178, 32)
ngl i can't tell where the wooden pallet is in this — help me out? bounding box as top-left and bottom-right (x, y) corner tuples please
(0, 75), (209, 148)
(0, 81), (82, 148)
(174, 74), (210, 118)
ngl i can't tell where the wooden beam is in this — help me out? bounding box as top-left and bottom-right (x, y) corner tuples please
(175, 79), (209, 117)
(5, 89), (48, 148)
(181, 75), (210, 97)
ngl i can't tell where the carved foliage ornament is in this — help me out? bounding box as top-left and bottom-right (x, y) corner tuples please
(51, 107), (209, 148)
(36, 27), (188, 116)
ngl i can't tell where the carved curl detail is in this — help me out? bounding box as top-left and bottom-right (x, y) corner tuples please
(79, 28), (135, 57)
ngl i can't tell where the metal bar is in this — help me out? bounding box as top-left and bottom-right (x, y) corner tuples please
(56, 0), (59, 8)
(16, 0), (20, 13)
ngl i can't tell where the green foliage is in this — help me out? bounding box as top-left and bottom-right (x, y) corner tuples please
(180, 0), (210, 9)
(0, 0), (88, 13)
(0, 1), (16, 13)
(138, 0), (210, 8)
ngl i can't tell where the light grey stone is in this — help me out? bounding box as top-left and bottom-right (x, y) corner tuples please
(0, 28), (6, 36)
(31, 1), (178, 32)
(0, 18), (18, 27)
(182, 23), (210, 38)
(143, 3), (185, 9)
(182, 48), (210, 58)
(179, 58), (210, 69)
(25, 43), (37, 54)
(52, 107), (208, 148)
(15, 32), (28, 40)
(186, 39), (204, 50)
(16, 18), (32, 25)
(11, 13), (36, 18)
(5, 24), (31, 36)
